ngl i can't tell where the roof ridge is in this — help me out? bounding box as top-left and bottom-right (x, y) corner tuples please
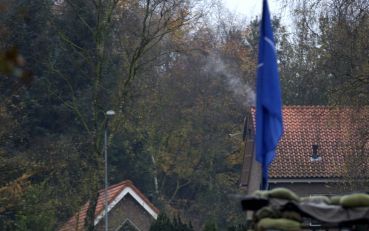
(98, 179), (133, 193)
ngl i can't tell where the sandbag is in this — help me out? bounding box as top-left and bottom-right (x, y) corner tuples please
(256, 218), (301, 231)
(330, 195), (342, 205)
(340, 193), (369, 207)
(253, 190), (269, 199)
(281, 211), (302, 222)
(267, 188), (300, 202)
(254, 206), (280, 221)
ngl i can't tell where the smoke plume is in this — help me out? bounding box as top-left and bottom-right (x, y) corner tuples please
(204, 53), (255, 106)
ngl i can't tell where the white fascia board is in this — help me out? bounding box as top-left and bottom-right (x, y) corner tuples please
(94, 187), (158, 226)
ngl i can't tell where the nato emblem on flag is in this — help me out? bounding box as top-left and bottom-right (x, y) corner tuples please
(255, 0), (283, 190)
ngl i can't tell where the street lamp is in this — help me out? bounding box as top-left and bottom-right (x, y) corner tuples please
(104, 110), (115, 231)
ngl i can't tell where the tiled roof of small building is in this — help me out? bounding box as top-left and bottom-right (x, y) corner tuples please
(58, 180), (159, 231)
(252, 106), (369, 179)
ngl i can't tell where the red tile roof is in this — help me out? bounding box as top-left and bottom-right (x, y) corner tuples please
(58, 180), (159, 231)
(251, 106), (369, 179)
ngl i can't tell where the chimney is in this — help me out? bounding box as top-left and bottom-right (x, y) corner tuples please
(311, 144), (321, 161)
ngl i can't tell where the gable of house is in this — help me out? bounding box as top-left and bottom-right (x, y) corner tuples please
(116, 219), (141, 231)
(58, 180), (159, 231)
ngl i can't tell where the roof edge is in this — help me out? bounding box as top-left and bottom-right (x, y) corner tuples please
(94, 185), (159, 226)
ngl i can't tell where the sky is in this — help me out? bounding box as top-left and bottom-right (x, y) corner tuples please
(222, 0), (281, 17)
(222, 0), (292, 29)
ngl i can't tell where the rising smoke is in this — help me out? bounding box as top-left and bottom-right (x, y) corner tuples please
(204, 53), (256, 107)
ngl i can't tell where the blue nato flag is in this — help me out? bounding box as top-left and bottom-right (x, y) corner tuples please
(255, 0), (283, 190)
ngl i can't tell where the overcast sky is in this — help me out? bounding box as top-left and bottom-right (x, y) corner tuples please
(222, 0), (281, 17)
(222, 0), (293, 29)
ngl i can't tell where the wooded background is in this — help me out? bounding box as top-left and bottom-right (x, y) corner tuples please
(0, 0), (368, 230)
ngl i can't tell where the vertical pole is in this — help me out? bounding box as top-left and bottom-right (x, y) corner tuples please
(104, 121), (108, 231)
(103, 110), (114, 231)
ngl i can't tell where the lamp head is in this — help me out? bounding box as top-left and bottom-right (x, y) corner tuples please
(106, 110), (115, 116)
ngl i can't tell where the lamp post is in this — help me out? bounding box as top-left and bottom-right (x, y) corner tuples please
(104, 110), (115, 231)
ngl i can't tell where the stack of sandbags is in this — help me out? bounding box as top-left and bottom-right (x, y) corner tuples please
(252, 188), (302, 231)
(254, 209), (302, 231)
(256, 218), (301, 231)
(248, 189), (369, 230)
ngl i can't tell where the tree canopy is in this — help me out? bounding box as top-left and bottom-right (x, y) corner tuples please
(0, 0), (368, 230)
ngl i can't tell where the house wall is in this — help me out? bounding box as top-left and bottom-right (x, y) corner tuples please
(240, 112), (262, 194)
(269, 182), (350, 196)
(240, 140), (262, 194)
(95, 194), (154, 231)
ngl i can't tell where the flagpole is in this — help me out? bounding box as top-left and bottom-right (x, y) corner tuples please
(104, 110), (115, 231)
